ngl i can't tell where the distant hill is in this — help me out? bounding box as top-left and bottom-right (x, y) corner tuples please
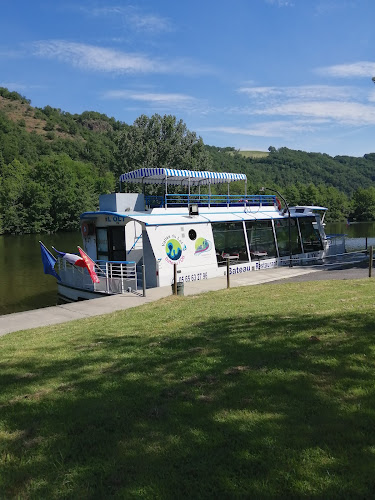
(205, 145), (375, 197)
(1, 87), (375, 233)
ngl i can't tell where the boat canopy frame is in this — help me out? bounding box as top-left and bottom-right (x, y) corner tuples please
(119, 168), (247, 187)
(119, 168), (248, 209)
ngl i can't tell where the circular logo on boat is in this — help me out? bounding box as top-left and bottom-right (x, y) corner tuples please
(194, 237), (211, 255)
(165, 239), (182, 261)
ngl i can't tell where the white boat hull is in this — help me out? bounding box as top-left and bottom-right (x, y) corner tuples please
(57, 282), (112, 303)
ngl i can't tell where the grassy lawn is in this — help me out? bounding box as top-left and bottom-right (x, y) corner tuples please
(230, 150), (269, 159)
(1, 280), (375, 498)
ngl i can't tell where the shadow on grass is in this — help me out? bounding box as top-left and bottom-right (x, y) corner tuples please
(1, 303), (375, 498)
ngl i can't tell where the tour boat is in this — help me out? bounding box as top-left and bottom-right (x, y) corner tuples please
(55, 168), (343, 302)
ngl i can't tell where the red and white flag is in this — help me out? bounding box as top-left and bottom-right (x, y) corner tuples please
(78, 246), (100, 283)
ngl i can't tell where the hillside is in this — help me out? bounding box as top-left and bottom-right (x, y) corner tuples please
(1, 87), (375, 233)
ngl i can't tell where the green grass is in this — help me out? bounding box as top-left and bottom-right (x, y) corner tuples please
(1, 280), (375, 498)
(228, 150), (269, 159)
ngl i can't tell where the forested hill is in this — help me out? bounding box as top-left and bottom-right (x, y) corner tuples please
(207, 146), (375, 197)
(1, 87), (375, 235)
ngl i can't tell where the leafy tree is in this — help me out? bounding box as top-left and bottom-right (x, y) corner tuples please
(117, 114), (212, 179)
(0, 159), (30, 233)
(351, 187), (375, 221)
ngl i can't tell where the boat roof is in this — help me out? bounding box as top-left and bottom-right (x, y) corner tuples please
(119, 168), (247, 186)
(81, 209), (286, 226)
(292, 205), (327, 211)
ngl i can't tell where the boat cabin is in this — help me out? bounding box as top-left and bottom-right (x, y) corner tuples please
(76, 168), (327, 293)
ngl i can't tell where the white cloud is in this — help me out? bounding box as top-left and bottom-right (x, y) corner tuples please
(0, 82), (47, 92)
(88, 6), (173, 34)
(238, 85), (356, 101)
(316, 61), (375, 78)
(236, 84), (375, 125)
(31, 40), (210, 76)
(103, 90), (198, 106)
(264, 0), (294, 6)
(199, 120), (317, 139)
(256, 100), (375, 125)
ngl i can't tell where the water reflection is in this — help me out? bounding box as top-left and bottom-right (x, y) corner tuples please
(0, 232), (81, 316)
(325, 221), (375, 238)
(325, 222), (375, 252)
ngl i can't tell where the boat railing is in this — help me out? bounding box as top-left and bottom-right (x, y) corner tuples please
(145, 193), (277, 209)
(324, 234), (346, 256)
(57, 258), (137, 294)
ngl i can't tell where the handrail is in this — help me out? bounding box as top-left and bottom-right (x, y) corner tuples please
(57, 258), (137, 294)
(96, 260), (136, 264)
(127, 234), (143, 254)
(144, 193), (277, 208)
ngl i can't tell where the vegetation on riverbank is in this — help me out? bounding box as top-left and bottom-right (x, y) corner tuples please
(2, 87), (375, 234)
(1, 280), (375, 498)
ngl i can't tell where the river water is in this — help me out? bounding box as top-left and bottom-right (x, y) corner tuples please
(0, 232), (81, 316)
(1, 222), (375, 316)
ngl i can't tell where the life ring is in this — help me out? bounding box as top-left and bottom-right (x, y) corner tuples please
(81, 222), (89, 237)
(275, 197), (282, 211)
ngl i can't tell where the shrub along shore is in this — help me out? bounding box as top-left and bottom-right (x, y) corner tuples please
(1, 279), (375, 498)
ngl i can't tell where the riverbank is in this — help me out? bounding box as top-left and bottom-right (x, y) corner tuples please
(1, 222), (373, 315)
(0, 259), (370, 336)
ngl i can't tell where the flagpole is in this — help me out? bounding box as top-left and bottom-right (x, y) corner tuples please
(77, 246), (102, 273)
(39, 240), (56, 259)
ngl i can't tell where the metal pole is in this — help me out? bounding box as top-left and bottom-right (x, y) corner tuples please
(165, 173), (168, 209)
(369, 246), (373, 278)
(173, 263), (177, 295)
(142, 264), (146, 297)
(226, 258), (230, 288)
(288, 208), (293, 268)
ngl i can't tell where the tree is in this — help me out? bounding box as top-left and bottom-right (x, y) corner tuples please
(117, 114), (212, 179)
(0, 159), (30, 233)
(351, 187), (375, 221)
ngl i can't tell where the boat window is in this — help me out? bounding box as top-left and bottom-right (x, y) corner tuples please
(189, 229), (197, 240)
(212, 222), (248, 266)
(245, 220), (277, 261)
(274, 218), (303, 257)
(298, 217), (323, 252)
(96, 228), (109, 261)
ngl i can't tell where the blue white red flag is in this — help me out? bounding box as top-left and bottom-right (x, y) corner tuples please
(52, 247), (86, 268)
(39, 241), (61, 281)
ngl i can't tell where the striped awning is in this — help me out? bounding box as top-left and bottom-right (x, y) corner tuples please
(119, 168), (247, 186)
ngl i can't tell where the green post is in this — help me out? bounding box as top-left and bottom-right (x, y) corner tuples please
(369, 246), (373, 278)
(173, 263), (177, 295)
(226, 258), (230, 288)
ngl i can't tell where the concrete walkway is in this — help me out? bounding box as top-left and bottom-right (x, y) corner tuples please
(0, 262), (367, 337)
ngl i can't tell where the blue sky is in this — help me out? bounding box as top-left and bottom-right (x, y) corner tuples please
(1, 0), (375, 157)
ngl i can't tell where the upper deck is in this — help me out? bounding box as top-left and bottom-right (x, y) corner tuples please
(144, 193), (278, 210)
(118, 167), (278, 212)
